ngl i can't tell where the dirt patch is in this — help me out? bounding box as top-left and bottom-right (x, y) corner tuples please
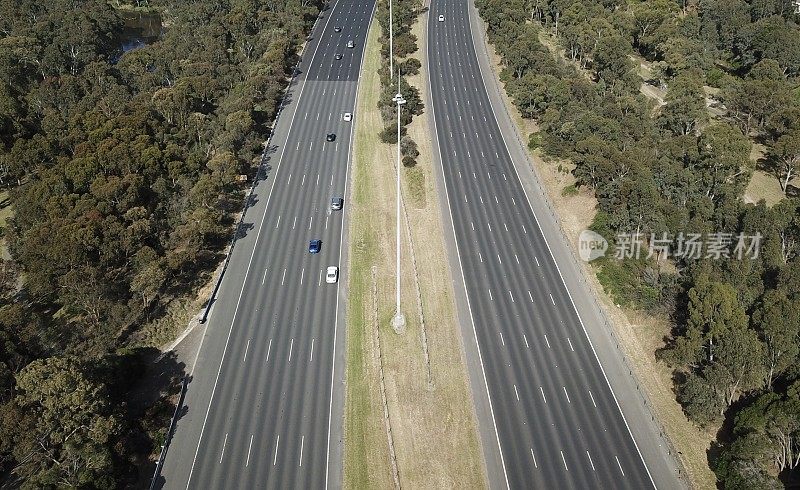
(344, 18), (485, 490)
(485, 27), (718, 490)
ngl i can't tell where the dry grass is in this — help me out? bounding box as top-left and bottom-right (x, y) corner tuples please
(343, 19), (484, 489)
(483, 29), (718, 490)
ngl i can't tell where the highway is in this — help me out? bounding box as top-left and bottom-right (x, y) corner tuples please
(426, 0), (674, 488)
(158, 0), (375, 487)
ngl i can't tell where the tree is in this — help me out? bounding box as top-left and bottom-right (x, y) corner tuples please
(659, 72), (707, 136)
(752, 290), (800, 389)
(668, 274), (748, 366)
(771, 129), (800, 193)
(10, 357), (119, 488)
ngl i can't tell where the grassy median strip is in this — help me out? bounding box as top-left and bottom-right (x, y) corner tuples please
(344, 18), (485, 489)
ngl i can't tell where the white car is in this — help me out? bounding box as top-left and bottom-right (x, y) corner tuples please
(347, 40), (355, 48)
(343, 112), (352, 122)
(438, 14), (444, 22)
(326, 266), (339, 284)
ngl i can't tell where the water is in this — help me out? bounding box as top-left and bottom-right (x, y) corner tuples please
(119, 10), (163, 52)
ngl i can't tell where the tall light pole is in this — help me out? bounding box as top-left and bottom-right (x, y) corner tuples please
(391, 72), (406, 329)
(388, 0), (393, 78)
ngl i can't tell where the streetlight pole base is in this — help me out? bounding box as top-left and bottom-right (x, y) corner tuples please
(391, 312), (406, 334)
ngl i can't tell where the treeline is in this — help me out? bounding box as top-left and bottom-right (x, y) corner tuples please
(375, 0), (424, 165)
(0, 0), (320, 485)
(477, 0), (800, 486)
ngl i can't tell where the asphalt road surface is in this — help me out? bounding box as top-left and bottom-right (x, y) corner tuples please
(427, 1), (674, 488)
(158, 0), (374, 487)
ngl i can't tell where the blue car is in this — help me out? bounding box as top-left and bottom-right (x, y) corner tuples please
(309, 239), (322, 254)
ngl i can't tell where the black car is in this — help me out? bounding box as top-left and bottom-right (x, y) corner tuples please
(326, 133), (336, 142)
(334, 26), (342, 32)
(331, 197), (344, 210)
(334, 53), (343, 60)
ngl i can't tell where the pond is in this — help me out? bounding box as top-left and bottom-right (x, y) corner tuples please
(118, 10), (163, 53)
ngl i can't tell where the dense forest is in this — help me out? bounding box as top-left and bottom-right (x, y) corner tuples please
(476, 0), (800, 487)
(0, 0), (320, 485)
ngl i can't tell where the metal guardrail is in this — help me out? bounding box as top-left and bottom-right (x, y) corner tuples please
(149, 376), (188, 490)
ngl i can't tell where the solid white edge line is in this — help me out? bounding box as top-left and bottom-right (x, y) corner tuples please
(184, 1), (343, 487)
(426, 6), (511, 489)
(467, 3), (656, 484)
(325, 2), (377, 488)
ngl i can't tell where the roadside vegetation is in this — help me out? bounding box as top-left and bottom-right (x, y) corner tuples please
(476, 0), (800, 487)
(375, 0), (424, 164)
(344, 14), (485, 489)
(0, 0), (320, 485)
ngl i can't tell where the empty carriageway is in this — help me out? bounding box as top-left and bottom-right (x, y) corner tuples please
(427, 0), (663, 488)
(158, 0), (376, 488)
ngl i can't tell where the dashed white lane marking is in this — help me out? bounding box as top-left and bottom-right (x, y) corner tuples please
(246, 434), (254, 467)
(522, 224), (527, 234)
(459, 170), (462, 178)
(535, 256), (540, 266)
(288, 173), (292, 185)
(508, 290), (514, 302)
(292, 216), (297, 229)
(615, 456), (625, 476)
(266, 339), (272, 363)
(523, 334), (529, 348)
(511, 197), (516, 206)
(499, 332), (505, 345)
(288, 338), (294, 362)
(487, 222), (492, 232)
(473, 171), (476, 179)
(262, 268), (268, 284)
(299, 435), (305, 467)
(308, 216), (313, 230)
(563, 386), (571, 403)
(528, 290), (534, 302)
(330, 174), (334, 186)
(273, 436), (280, 466)
(539, 386), (547, 403)
(567, 337), (574, 352)
(301, 174), (306, 186)
(219, 433), (228, 464)
(478, 252), (483, 263)
(503, 173), (507, 181)
(309, 141), (313, 151)
(325, 216), (329, 229)
(335, 142), (339, 152)
(544, 335), (551, 348)
(479, 195), (483, 204)
(243, 339), (250, 363)
(561, 450), (569, 471)
(513, 384), (519, 401)
(494, 195), (499, 203)
(471, 221), (474, 231)
(488, 289), (493, 301)
(276, 215), (281, 229)
(318, 269), (323, 286)
(587, 450), (596, 471)
(550, 293), (555, 306)
(589, 390), (597, 408)
(300, 268), (305, 285)
(530, 448), (538, 468)
(316, 173), (320, 186)
(296, 141), (300, 151)
(497, 254), (502, 264)
(514, 254), (520, 264)
(464, 194), (468, 203)
(281, 269), (286, 285)
(310, 338), (315, 362)
(487, 171), (491, 179)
